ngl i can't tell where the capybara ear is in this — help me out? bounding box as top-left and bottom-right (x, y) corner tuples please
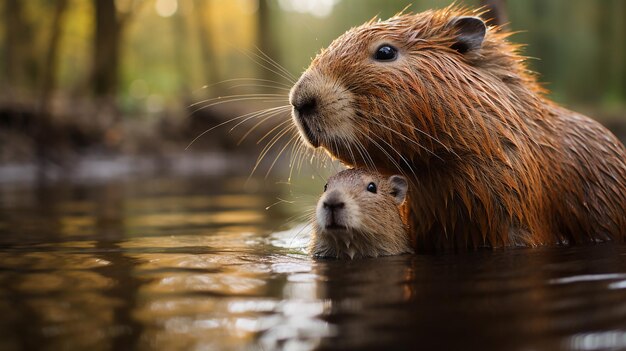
(389, 175), (408, 205)
(448, 16), (486, 54)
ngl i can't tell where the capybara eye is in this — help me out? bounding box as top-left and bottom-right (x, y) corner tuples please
(374, 45), (397, 61)
(367, 182), (377, 193)
(323, 184), (328, 192)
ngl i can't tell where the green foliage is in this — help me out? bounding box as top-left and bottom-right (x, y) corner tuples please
(0, 0), (624, 118)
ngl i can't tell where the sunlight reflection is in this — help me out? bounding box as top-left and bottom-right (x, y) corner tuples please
(60, 216), (96, 237)
(27, 293), (120, 349)
(258, 314), (336, 350)
(148, 273), (268, 295)
(127, 195), (265, 211)
(549, 273), (626, 284)
(134, 254), (222, 271)
(17, 271), (115, 293)
(568, 331), (626, 350)
(268, 223), (311, 253)
(609, 280), (626, 289)
(127, 210), (264, 228)
(0, 252), (110, 270)
(277, 0), (341, 18)
(119, 232), (263, 251)
(155, 0), (178, 18)
(236, 0), (260, 15)
(227, 300), (278, 313)
(135, 293), (333, 349)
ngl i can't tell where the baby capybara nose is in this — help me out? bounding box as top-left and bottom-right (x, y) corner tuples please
(323, 199), (345, 211)
(322, 191), (345, 211)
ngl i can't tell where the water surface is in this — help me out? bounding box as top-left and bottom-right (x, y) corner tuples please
(1, 173), (626, 351)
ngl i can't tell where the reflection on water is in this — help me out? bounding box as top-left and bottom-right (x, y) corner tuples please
(1, 175), (626, 350)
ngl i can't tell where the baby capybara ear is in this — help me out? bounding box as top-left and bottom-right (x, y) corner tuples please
(448, 16), (486, 54)
(389, 175), (408, 205)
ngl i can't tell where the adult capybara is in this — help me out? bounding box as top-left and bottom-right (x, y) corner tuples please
(289, 6), (626, 251)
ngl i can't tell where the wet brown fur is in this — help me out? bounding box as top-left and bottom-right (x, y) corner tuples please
(292, 6), (626, 251)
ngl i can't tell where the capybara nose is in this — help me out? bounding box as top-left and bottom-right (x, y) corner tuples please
(323, 199), (345, 211)
(323, 190), (346, 212)
(293, 96), (318, 117)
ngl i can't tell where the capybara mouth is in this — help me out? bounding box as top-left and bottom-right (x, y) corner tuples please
(297, 117), (320, 148)
(324, 212), (347, 231)
(325, 224), (347, 231)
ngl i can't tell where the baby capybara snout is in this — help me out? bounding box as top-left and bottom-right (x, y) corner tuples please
(319, 190), (348, 230)
(310, 169), (413, 259)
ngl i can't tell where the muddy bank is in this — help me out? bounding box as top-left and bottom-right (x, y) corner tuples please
(0, 99), (291, 165)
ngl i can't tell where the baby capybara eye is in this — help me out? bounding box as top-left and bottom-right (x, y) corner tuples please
(366, 182), (377, 193)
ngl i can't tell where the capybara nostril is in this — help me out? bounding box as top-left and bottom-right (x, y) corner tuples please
(293, 97), (318, 117)
(322, 190), (343, 210)
(323, 200), (345, 210)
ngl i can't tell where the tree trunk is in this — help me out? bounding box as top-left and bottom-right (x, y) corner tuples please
(193, 0), (220, 88)
(38, 0), (69, 115)
(172, 2), (190, 96)
(606, 0), (625, 100)
(92, 0), (120, 99)
(4, 0), (25, 97)
(257, 0), (278, 82)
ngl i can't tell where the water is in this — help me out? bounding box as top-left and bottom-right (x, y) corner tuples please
(1, 171), (626, 351)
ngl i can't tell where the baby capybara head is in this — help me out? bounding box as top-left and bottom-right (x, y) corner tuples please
(311, 168), (411, 259)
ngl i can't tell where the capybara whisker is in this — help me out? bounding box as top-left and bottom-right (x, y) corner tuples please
(190, 93), (288, 109)
(265, 133), (299, 178)
(239, 48), (297, 84)
(227, 83), (292, 91)
(250, 124), (296, 179)
(253, 46), (299, 82)
(237, 109), (291, 145)
(203, 77), (294, 90)
(186, 105), (290, 150)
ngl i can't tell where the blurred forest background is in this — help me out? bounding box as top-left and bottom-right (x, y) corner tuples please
(1, 0), (625, 169)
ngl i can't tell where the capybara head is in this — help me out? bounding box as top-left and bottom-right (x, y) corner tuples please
(311, 168), (411, 259)
(289, 6), (542, 174)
